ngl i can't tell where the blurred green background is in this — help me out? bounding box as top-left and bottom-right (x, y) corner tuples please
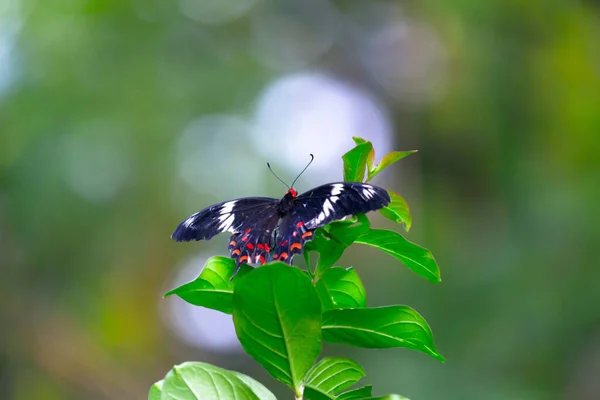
(1, 0), (599, 399)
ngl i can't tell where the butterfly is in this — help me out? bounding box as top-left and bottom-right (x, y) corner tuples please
(172, 156), (391, 277)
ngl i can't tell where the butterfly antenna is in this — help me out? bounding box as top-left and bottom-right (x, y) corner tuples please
(267, 162), (290, 189)
(290, 154), (314, 188)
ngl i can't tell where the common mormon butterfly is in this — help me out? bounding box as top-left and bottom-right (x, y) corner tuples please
(172, 155), (390, 277)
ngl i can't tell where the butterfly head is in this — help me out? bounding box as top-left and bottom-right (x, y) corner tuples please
(285, 188), (298, 198)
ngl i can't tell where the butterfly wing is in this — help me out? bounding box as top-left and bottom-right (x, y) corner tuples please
(172, 197), (279, 241)
(299, 182), (390, 229)
(271, 209), (315, 263)
(227, 210), (279, 269)
(272, 182), (390, 263)
(172, 197), (281, 275)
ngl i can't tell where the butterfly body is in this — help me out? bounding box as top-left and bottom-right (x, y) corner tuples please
(172, 182), (390, 276)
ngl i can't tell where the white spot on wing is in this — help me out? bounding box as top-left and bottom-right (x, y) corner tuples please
(323, 198), (335, 217)
(220, 201), (236, 215)
(363, 188), (373, 199)
(330, 196), (339, 203)
(218, 214), (235, 232)
(331, 184), (344, 196)
(317, 212), (325, 223)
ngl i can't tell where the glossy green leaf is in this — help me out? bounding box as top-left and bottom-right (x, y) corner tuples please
(304, 388), (335, 400)
(165, 256), (253, 314)
(367, 150), (417, 182)
(355, 229), (441, 283)
(352, 137), (375, 173)
(304, 357), (366, 398)
(304, 384), (373, 400)
(343, 142), (373, 182)
(305, 213), (370, 279)
(156, 362), (276, 400)
(326, 213), (371, 247)
(338, 385), (373, 400)
(379, 191), (412, 231)
(304, 229), (346, 279)
(321, 306), (445, 362)
(233, 263), (322, 395)
(351, 137), (367, 145)
(368, 395), (410, 400)
(316, 267), (366, 312)
(229, 371), (280, 400)
(148, 380), (162, 400)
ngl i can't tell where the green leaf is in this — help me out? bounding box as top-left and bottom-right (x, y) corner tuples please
(368, 395), (410, 400)
(148, 380), (162, 400)
(322, 306), (444, 362)
(156, 362), (276, 400)
(355, 229), (441, 283)
(230, 371), (280, 400)
(233, 263), (322, 395)
(304, 388), (335, 400)
(316, 267), (366, 312)
(367, 150), (417, 182)
(304, 384), (373, 400)
(352, 137), (375, 173)
(343, 142), (373, 182)
(304, 357), (366, 398)
(165, 256), (253, 314)
(304, 229), (346, 279)
(326, 213), (371, 247)
(305, 214), (370, 279)
(338, 385), (373, 399)
(378, 191), (412, 231)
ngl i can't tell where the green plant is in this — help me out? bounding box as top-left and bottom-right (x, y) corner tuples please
(150, 137), (443, 400)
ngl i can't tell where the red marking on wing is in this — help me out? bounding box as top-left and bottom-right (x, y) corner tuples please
(292, 231), (298, 237)
(255, 255), (265, 264)
(244, 228), (252, 234)
(279, 252), (288, 261)
(286, 188), (298, 198)
(279, 240), (288, 247)
(246, 243), (255, 250)
(290, 243), (302, 251)
(229, 240), (236, 246)
(239, 255), (249, 263)
(273, 254), (278, 259)
(296, 221), (304, 228)
(257, 244), (265, 250)
(242, 236), (249, 242)
(302, 231), (313, 239)
(264, 243), (270, 252)
(232, 249), (241, 256)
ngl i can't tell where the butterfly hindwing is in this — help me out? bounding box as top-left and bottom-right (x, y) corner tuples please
(228, 212), (279, 268)
(298, 182), (390, 230)
(272, 213), (314, 263)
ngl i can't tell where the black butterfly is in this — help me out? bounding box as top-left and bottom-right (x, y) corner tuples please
(172, 158), (390, 277)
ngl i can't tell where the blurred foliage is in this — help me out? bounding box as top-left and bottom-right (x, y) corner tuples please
(1, 0), (599, 399)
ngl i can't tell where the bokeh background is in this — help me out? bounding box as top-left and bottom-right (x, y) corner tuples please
(1, 0), (599, 399)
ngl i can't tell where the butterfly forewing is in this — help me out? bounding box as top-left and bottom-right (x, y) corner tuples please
(298, 182), (390, 230)
(171, 197), (279, 242)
